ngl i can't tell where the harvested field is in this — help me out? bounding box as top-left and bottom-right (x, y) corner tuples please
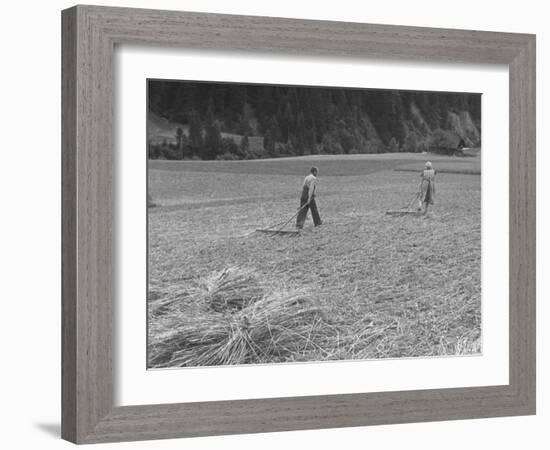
(148, 153), (481, 367)
(395, 158), (480, 175)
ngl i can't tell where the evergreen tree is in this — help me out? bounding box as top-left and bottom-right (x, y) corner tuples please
(263, 130), (275, 157)
(175, 127), (185, 159)
(240, 134), (250, 158)
(204, 104), (221, 160)
(282, 102), (294, 143)
(188, 111), (203, 152)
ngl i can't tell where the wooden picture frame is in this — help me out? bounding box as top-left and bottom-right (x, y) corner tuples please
(61, 5), (536, 444)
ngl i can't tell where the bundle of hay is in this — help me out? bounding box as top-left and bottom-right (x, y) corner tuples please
(148, 289), (326, 368)
(195, 267), (264, 312)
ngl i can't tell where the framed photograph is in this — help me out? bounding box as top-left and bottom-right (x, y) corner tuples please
(62, 5), (536, 444)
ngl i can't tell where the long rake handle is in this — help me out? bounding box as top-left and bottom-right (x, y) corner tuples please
(271, 203), (309, 235)
(404, 192), (421, 210)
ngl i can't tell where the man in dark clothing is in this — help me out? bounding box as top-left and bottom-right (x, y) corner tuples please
(296, 167), (322, 229)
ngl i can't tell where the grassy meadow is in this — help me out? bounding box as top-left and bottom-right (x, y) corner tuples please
(147, 153), (481, 368)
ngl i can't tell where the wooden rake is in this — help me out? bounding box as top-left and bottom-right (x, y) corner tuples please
(255, 204), (309, 236)
(385, 191), (422, 216)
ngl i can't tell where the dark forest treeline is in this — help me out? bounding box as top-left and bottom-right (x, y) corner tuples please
(148, 81), (481, 160)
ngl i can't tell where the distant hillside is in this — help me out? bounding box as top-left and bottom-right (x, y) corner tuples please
(148, 113), (264, 153)
(147, 81), (481, 160)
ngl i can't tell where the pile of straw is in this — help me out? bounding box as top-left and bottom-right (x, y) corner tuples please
(148, 288), (326, 368)
(195, 267), (264, 312)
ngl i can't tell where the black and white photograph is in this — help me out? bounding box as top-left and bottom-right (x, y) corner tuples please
(146, 79), (482, 369)
(1, 0), (545, 447)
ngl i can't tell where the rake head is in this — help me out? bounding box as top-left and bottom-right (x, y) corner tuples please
(255, 228), (300, 236)
(385, 192), (422, 216)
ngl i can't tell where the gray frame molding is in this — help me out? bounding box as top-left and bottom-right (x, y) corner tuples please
(62, 5), (536, 444)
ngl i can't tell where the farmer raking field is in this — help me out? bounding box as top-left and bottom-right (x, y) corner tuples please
(147, 153), (481, 368)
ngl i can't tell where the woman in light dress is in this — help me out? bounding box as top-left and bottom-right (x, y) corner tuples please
(419, 161), (436, 215)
